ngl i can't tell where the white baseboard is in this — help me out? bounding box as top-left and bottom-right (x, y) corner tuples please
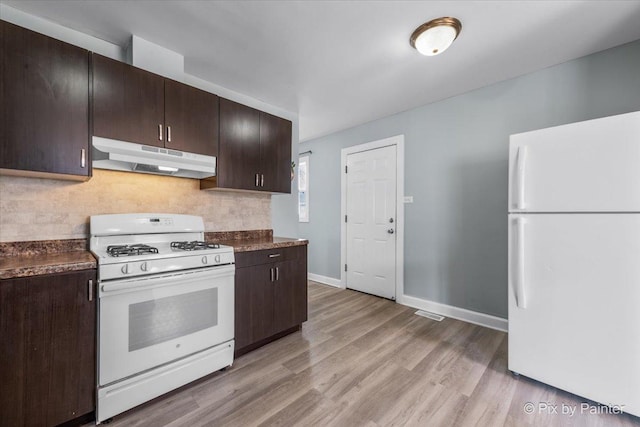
(308, 273), (343, 288)
(398, 294), (508, 332)
(306, 275), (507, 332)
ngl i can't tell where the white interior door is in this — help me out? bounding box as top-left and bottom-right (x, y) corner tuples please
(345, 145), (397, 299)
(508, 213), (640, 417)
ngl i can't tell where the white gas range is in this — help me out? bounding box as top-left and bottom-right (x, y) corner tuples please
(90, 213), (235, 424)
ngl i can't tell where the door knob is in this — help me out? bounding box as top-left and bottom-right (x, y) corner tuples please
(389, 218), (394, 223)
(387, 229), (394, 234)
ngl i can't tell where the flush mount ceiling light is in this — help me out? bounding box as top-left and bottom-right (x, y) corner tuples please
(410, 17), (462, 56)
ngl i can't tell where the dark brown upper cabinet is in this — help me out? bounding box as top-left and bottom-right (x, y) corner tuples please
(164, 79), (219, 156)
(92, 54), (218, 157)
(215, 98), (261, 190)
(202, 98), (291, 193)
(0, 20), (90, 180)
(260, 111), (293, 193)
(92, 54), (164, 148)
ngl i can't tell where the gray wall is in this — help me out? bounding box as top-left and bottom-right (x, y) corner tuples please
(298, 39), (640, 319)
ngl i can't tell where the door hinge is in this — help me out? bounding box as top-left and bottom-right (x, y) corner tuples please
(345, 165), (348, 173)
(344, 264), (348, 272)
(344, 215), (347, 223)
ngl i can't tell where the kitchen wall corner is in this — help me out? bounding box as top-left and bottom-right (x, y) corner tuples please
(0, 170), (271, 242)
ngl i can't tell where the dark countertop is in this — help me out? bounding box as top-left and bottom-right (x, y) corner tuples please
(0, 231), (306, 280)
(221, 236), (308, 253)
(0, 251), (97, 280)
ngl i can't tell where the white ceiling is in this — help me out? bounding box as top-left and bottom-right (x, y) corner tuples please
(4, 0), (640, 141)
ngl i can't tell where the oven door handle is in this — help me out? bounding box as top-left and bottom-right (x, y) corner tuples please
(100, 265), (235, 294)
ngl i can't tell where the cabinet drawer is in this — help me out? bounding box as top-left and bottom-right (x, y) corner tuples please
(235, 246), (302, 268)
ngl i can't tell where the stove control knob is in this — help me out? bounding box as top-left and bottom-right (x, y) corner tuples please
(121, 264), (130, 274)
(202, 256), (208, 265)
(140, 262), (148, 272)
(215, 255), (221, 264)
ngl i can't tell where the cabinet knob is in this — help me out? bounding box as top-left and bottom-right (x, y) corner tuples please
(261, 174), (264, 187)
(167, 126), (172, 143)
(81, 149), (86, 168)
(158, 124), (163, 141)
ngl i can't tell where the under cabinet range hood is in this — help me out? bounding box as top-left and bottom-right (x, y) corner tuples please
(92, 137), (216, 179)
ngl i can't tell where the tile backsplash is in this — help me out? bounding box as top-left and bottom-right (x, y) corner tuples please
(0, 170), (271, 242)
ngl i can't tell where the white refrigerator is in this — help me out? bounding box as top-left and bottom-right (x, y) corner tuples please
(508, 110), (640, 417)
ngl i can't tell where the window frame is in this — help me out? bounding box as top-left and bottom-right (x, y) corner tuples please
(298, 155), (310, 222)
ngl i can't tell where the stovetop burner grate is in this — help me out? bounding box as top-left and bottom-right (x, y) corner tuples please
(171, 241), (221, 251)
(107, 244), (159, 257)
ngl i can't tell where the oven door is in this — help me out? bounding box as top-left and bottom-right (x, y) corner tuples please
(98, 265), (234, 386)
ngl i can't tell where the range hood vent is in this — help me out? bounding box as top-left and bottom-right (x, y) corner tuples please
(92, 137), (215, 179)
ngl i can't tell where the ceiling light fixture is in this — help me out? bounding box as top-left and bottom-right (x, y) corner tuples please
(410, 17), (462, 56)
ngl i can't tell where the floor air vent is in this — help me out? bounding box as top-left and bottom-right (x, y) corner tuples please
(415, 310), (445, 321)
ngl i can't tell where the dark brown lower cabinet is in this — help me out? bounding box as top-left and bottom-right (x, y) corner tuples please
(0, 270), (97, 427)
(234, 245), (308, 355)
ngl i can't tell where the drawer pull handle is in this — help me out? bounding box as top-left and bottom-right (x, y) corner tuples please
(268, 253), (281, 258)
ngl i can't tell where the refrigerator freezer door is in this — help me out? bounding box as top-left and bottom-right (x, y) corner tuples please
(508, 111), (640, 213)
(508, 213), (640, 417)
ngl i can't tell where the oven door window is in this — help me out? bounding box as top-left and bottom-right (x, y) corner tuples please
(129, 288), (218, 351)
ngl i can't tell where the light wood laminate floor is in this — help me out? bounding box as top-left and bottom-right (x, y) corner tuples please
(91, 281), (639, 427)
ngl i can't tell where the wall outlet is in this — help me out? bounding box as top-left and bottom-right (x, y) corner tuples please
(403, 196), (413, 203)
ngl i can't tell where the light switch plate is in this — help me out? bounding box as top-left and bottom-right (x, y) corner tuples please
(403, 196), (413, 203)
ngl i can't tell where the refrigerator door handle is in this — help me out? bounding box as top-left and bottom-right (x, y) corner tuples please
(515, 217), (527, 309)
(516, 146), (527, 210)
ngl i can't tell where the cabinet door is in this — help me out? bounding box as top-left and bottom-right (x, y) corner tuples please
(218, 98), (261, 190)
(259, 112), (292, 193)
(164, 79), (219, 156)
(0, 21), (90, 177)
(92, 54), (164, 147)
(0, 270), (96, 427)
(273, 248), (308, 333)
(234, 264), (274, 350)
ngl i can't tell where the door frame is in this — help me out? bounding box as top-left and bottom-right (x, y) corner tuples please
(340, 135), (405, 299)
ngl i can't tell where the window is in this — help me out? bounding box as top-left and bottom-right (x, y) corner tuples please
(298, 155), (309, 222)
